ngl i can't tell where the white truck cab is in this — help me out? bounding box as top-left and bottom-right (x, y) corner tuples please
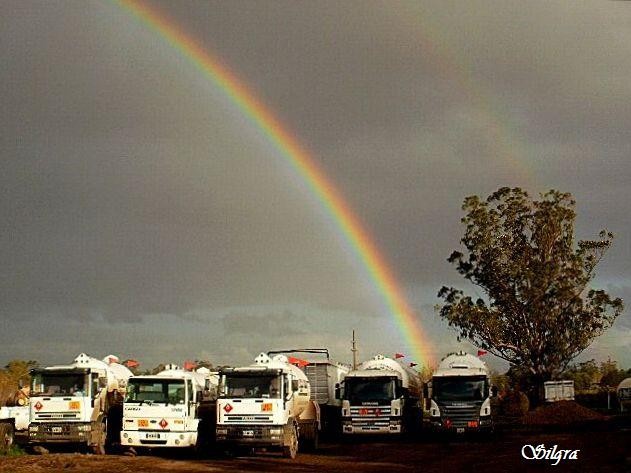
(121, 367), (218, 450)
(27, 353), (132, 453)
(339, 354), (422, 435)
(216, 353), (319, 458)
(425, 352), (494, 434)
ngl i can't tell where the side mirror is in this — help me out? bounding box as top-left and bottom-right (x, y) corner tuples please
(99, 378), (108, 389)
(291, 380), (299, 392)
(422, 383), (429, 399)
(334, 383), (341, 400)
(491, 385), (498, 398)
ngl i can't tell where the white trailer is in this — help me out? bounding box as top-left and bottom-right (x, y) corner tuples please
(339, 354), (422, 435)
(544, 380), (575, 402)
(121, 366), (218, 450)
(267, 349), (349, 436)
(0, 403), (29, 453)
(28, 353), (132, 453)
(216, 353), (320, 458)
(425, 352), (494, 434)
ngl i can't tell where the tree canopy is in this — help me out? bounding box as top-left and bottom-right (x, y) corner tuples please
(438, 187), (623, 384)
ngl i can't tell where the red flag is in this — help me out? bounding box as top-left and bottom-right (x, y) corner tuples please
(477, 349), (488, 357)
(287, 356), (309, 368)
(409, 362), (418, 367)
(123, 359), (140, 369)
(395, 353), (405, 359)
(183, 360), (197, 371)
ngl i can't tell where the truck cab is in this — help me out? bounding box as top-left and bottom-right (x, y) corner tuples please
(339, 355), (421, 435)
(121, 367), (218, 449)
(27, 353), (131, 452)
(426, 352), (493, 434)
(215, 353), (318, 458)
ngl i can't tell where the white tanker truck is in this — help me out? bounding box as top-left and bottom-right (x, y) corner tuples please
(0, 390), (30, 453)
(338, 354), (422, 435)
(424, 352), (494, 434)
(216, 353), (320, 458)
(28, 353), (132, 453)
(121, 365), (218, 450)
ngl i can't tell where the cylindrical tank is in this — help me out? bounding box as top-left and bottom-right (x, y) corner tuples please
(436, 352), (488, 374)
(358, 355), (421, 396)
(71, 353), (133, 392)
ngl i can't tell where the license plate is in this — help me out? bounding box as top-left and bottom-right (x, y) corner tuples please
(52, 427), (62, 433)
(242, 430), (254, 437)
(456, 427), (465, 434)
(138, 419), (149, 427)
(146, 433), (161, 439)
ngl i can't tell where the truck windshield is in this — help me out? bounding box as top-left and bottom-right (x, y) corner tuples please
(433, 376), (487, 402)
(31, 372), (88, 396)
(344, 377), (395, 402)
(222, 374), (281, 399)
(125, 379), (186, 404)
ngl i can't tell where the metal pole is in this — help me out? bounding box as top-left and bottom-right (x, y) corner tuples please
(352, 330), (357, 370)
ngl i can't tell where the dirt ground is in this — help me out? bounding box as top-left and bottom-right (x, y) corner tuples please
(2, 425), (630, 473)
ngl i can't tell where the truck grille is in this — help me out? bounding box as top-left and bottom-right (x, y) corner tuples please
(350, 406), (392, 417)
(440, 405), (479, 427)
(35, 412), (81, 420)
(224, 415), (273, 423)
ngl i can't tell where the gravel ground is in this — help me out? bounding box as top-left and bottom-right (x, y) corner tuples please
(2, 423), (630, 473)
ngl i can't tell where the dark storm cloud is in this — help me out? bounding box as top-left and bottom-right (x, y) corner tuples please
(1, 1), (629, 366)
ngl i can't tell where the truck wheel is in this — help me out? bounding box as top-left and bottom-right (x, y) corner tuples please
(299, 423), (318, 452)
(307, 426), (319, 451)
(282, 424), (298, 459)
(0, 424), (14, 454)
(91, 420), (107, 455)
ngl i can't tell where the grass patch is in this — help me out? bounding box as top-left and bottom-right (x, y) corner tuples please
(0, 444), (25, 457)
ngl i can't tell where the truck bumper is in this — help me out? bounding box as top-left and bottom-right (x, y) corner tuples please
(121, 430), (197, 448)
(215, 424), (284, 447)
(429, 417), (493, 434)
(342, 417), (402, 434)
(28, 422), (91, 443)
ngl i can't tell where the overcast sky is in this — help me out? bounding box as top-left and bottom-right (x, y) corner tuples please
(1, 1), (629, 370)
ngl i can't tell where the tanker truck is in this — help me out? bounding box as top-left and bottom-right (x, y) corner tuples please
(215, 353), (320, 458)
(424, 351), (493, 434)
(338, 354), (422, 435)
(121, 365), (218, 450)
(0, 388), (30, 453)
(267, 349), (349, 437)
(28, 353), (132, 453)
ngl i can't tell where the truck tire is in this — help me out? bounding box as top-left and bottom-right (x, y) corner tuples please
(306, 425), (318, 451)
(0, 423), (14, 454)
(299, 422), (318, 452)
(91, 420), (107, 455)
(282, 424), (298, 459)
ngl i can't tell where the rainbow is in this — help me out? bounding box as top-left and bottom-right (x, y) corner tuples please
(116, 0), (435, 366)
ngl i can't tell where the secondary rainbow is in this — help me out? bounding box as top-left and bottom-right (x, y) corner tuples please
(116, 0), (434, 366)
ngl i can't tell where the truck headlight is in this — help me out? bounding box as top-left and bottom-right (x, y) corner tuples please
(216, 428), (228, 436)
(269, 428), (282, 435)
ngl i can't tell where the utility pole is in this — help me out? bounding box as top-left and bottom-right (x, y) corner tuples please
(351, 330), (358, 370)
